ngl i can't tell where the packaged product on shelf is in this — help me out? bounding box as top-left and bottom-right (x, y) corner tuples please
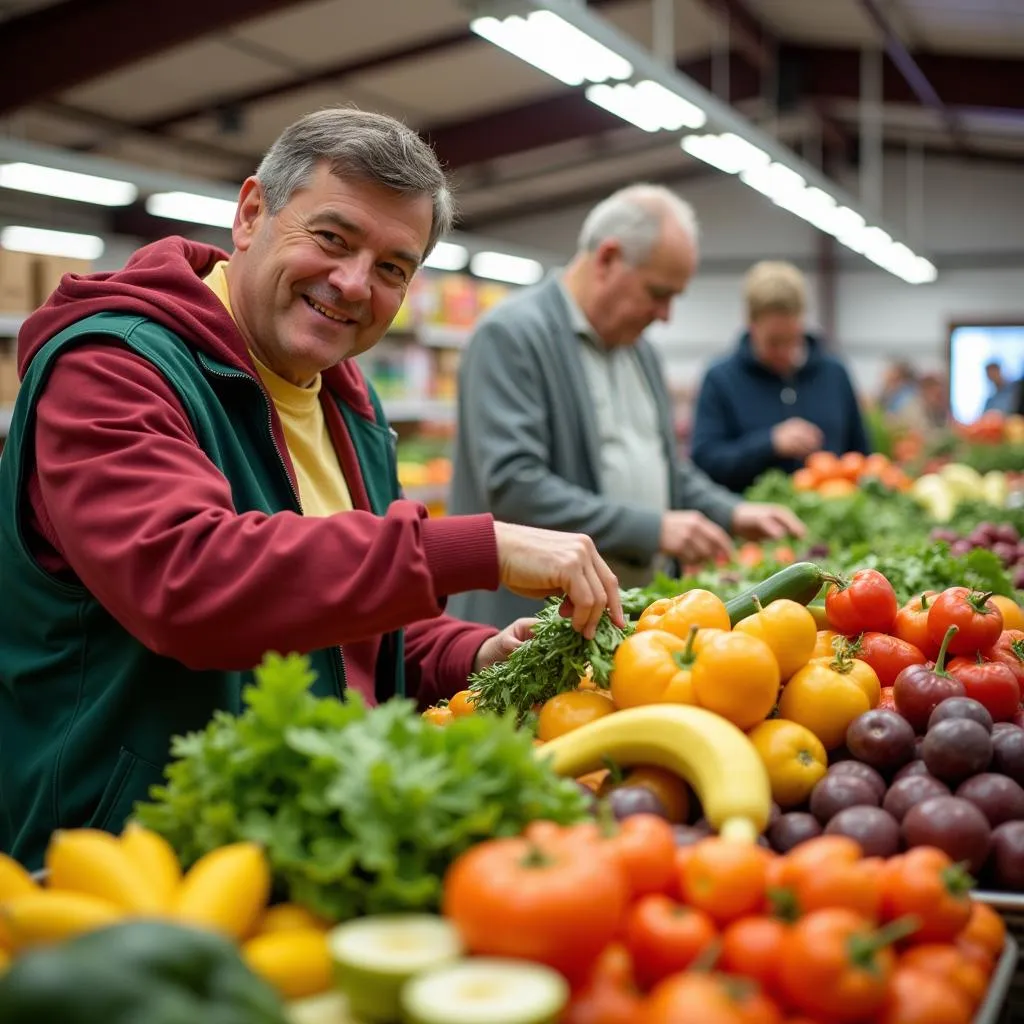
(0, 249), (35, 314)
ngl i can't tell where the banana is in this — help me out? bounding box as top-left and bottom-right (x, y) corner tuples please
(120, 822), (182, 910)
(536, 703), (772, 843)
(1, 890), (124, 951)
(172, 841), (271, 939)
(45, 828), (163, 914)
(242, 927), (333, 1001)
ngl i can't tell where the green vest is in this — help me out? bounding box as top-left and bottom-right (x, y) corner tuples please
(0, 313), (404, 868)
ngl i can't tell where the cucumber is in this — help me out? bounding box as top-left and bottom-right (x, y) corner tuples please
(327, 915), (463, 1024)
(725, 562), (826, 625)
(401, 959), (569, 1024)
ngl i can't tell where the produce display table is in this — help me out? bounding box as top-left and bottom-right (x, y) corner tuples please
(976, 893), (1024, 1020)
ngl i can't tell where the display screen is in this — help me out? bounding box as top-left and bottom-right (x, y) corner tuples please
(949, 323), (1024, 423)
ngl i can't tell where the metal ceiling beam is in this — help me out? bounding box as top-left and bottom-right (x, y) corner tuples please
(0, 0), (308, 118)
(855, 0), (969, 148)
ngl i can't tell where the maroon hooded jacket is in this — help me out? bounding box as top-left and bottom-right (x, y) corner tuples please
(16, 237), (500, 707)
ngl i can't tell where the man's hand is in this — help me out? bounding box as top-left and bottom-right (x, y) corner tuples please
(472, 617), (537, 674)
(659, 510), (734, 564)
(771, 417), (824, 459)
(493, 522), (624, 639)
(731, 502), (806, 541)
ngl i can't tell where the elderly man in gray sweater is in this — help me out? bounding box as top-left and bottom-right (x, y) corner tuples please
(447, 183), (804, 628)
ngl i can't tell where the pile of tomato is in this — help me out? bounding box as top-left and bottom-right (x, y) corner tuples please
(442, 821), (1007, 1024)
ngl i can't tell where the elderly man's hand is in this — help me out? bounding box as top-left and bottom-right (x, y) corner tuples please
(472, 618), (537, 674)
(731, 502), (806, 541)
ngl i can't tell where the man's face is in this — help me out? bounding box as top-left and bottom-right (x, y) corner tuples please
(987, 364), (1003, 386)
(588, 219), (697, 346)
(231, 163), (432, 386)
(749, 311), (806, 376)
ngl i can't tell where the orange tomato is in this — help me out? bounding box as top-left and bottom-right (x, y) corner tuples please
(610, 629), (698, 708)
(774, 836), (882, 921)
(806, 451), (841, 479)
(793, 468), (818, 492)
(422, 706), (453, 725)
(881, 847), (973, 943)
(561, 943), (644, 1024)
(878, 966), (972, 1024)
(624, 894), (718, 990)
(680, 837), (769, 925)
(990, 595), (1024, 632)
(837, 451), (866, 481)
(691, 631), (780, 731)
(899, 944), (988, 1009)
(720, 915), (789, 999)
(645, 972), (783, 1024)
(447, 689), (477, 717)
(958, 900), (1006, 959)
(817, 477), (858, 498)
(536, 689), (615, 741)
(860, 452), (892, 479)
(812, 629), (840, 659)
(636, 589), (731, 637)
(569, 814), (678, 900)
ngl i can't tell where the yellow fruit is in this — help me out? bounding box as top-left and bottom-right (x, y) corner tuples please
(536, 703), (772, 844)
(254, 902), (329, 936)
(748, 719), (828, 808)
(734, 599), (818, 680)
(45, 829), (163, 914)
(0, 853), (37, 901)
(120, 823), (182, 910)
(172, 841), (270, 939)
(242, 927), (333, 1000)
(1, 890), (124, 950)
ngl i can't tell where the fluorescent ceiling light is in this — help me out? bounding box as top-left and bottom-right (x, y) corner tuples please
(586, 79), (705, 132)
(470, 11), (632, 86)
(0, 225), (104, 260)
(681, 133), (769, 175)
(740, 161), (806, 201)
(0, 162), (137, 207)
(423, 241), (469, 272)
(146, 191), (236, 228)
(470, 251), (544, 286)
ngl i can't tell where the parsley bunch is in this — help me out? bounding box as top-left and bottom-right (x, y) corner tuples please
(134, 653), (587, 922)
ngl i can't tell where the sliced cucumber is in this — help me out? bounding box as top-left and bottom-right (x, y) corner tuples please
(401, 958), (570, 1024)
(327, 914), (463, 1024)
(287, 991), (355, 1024)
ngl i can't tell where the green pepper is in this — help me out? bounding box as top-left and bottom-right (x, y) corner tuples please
(0, 920), (289, 1024)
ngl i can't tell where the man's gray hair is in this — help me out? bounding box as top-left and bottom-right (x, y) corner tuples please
(577, 183), (699, 266)
(254, 106), (455, 258)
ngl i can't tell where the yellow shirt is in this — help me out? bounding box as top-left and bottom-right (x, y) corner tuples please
(202, 261), (353, 516)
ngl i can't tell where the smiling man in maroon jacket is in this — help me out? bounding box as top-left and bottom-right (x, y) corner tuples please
(0, 107), (622, 868)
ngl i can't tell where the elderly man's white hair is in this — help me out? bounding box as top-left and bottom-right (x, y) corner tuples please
(577, 183), (699, 267)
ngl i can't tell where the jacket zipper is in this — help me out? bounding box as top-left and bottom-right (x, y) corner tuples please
(200, 360), (347, 694)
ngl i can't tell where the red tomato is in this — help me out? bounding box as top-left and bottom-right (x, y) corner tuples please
(568, 813), (678, 899)
(985, 630), (1024, 689)
(927, 588), (1004, 656)
(851, 632), (928, 687)
(947, 657), (1021, 722)
(893, 592), (939, 656)
(623, 894), (717, 990)
(825, 569), (899, 636)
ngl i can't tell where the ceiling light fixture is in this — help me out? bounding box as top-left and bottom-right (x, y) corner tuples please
(423, 241), (470, 271)
(474, 0), (937, 284)
(470, 251), (544, 285)
(145, 191), (237, 229)
(0, 162), (137, 207)
(0, 225), (105, 260)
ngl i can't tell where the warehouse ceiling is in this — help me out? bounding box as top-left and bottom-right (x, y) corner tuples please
(0, 0), (1022, 241)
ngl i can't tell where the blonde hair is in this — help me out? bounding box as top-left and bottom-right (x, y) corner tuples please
(744, 261), (807, 321)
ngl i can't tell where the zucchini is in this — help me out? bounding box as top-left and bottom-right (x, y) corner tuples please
(725, 562), (826, 625)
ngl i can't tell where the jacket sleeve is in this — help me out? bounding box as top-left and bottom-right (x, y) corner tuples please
(690, 370), (776, 496)
(32, 343), (500, 672)
(402, 616), (497, 710)
(457, 317), (663, 562)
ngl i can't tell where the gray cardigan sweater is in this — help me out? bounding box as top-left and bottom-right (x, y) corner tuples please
(445, 275), (740, 628)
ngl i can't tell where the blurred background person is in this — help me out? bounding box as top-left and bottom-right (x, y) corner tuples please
(877, 360), (920, 417)
(690, 260), (870, 493)
(983, 360), (1021, 415)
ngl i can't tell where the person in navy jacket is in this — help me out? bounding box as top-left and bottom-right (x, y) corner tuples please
(691, 260), (870, 493)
